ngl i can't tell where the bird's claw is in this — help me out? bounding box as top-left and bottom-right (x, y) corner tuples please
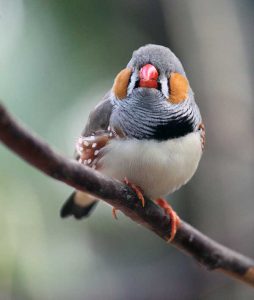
(156, 198), (180, 242)
(124, 177), (145, 207)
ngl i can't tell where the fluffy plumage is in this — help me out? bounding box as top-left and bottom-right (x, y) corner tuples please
(61, 44), (204, 219)
(100, 132), (202, 199)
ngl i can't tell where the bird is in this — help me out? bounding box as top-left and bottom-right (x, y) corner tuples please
(60, 44), (205, 242)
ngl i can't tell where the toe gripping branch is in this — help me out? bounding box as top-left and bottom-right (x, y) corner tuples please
(156, 198), (180, 243)
(123, 177), (145, 207)
(111, 180), (180, 243)
(112, 177), (145, 220)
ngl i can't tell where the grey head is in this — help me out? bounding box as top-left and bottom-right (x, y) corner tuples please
(128, 44), (186, 78)
(110, 44), (202, 141)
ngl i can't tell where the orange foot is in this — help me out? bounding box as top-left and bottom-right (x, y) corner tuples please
(124, 177), (145, 207)
(156, 198), (180, 243)
(112, 177), (145, 220)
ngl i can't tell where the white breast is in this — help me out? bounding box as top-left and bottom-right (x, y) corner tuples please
(100, 132), (202, 199)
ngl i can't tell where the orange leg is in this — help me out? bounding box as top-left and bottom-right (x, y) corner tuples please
(156, 198), (180, 243)
(124, 177), (145, 207)
(112, 178), (145, 220)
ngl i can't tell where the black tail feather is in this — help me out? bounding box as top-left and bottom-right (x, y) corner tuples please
(60, 192), (97, 219)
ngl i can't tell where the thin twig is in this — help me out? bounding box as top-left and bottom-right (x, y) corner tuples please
(0, 102), (254, 287)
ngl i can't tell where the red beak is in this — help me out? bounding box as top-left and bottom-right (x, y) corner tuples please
(139, 64), (159, 89)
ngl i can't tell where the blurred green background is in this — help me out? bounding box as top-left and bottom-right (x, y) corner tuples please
(0, 0), (254, 299)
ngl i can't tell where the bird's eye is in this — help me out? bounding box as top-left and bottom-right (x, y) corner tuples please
(112, 68), (132, 100)
(168, 73), (189, 104)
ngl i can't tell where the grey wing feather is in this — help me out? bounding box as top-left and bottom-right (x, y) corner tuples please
(61, 91), (113, 220)
(82, 91), (113, 137)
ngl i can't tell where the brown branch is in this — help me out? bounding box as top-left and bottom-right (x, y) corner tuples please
(0, 102), (254, 287)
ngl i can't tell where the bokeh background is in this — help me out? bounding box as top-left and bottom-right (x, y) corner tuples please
(0, 0), (254, 299)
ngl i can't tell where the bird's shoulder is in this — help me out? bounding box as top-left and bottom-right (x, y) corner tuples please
(82, 91), (113, 137)
(75, 91), (115, 166)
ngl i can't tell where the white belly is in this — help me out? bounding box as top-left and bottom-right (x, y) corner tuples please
(100, 132), (202, 199)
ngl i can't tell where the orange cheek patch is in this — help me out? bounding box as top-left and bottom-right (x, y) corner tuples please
(112, 68), (132, 100)
(169, 73), (189, 104)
